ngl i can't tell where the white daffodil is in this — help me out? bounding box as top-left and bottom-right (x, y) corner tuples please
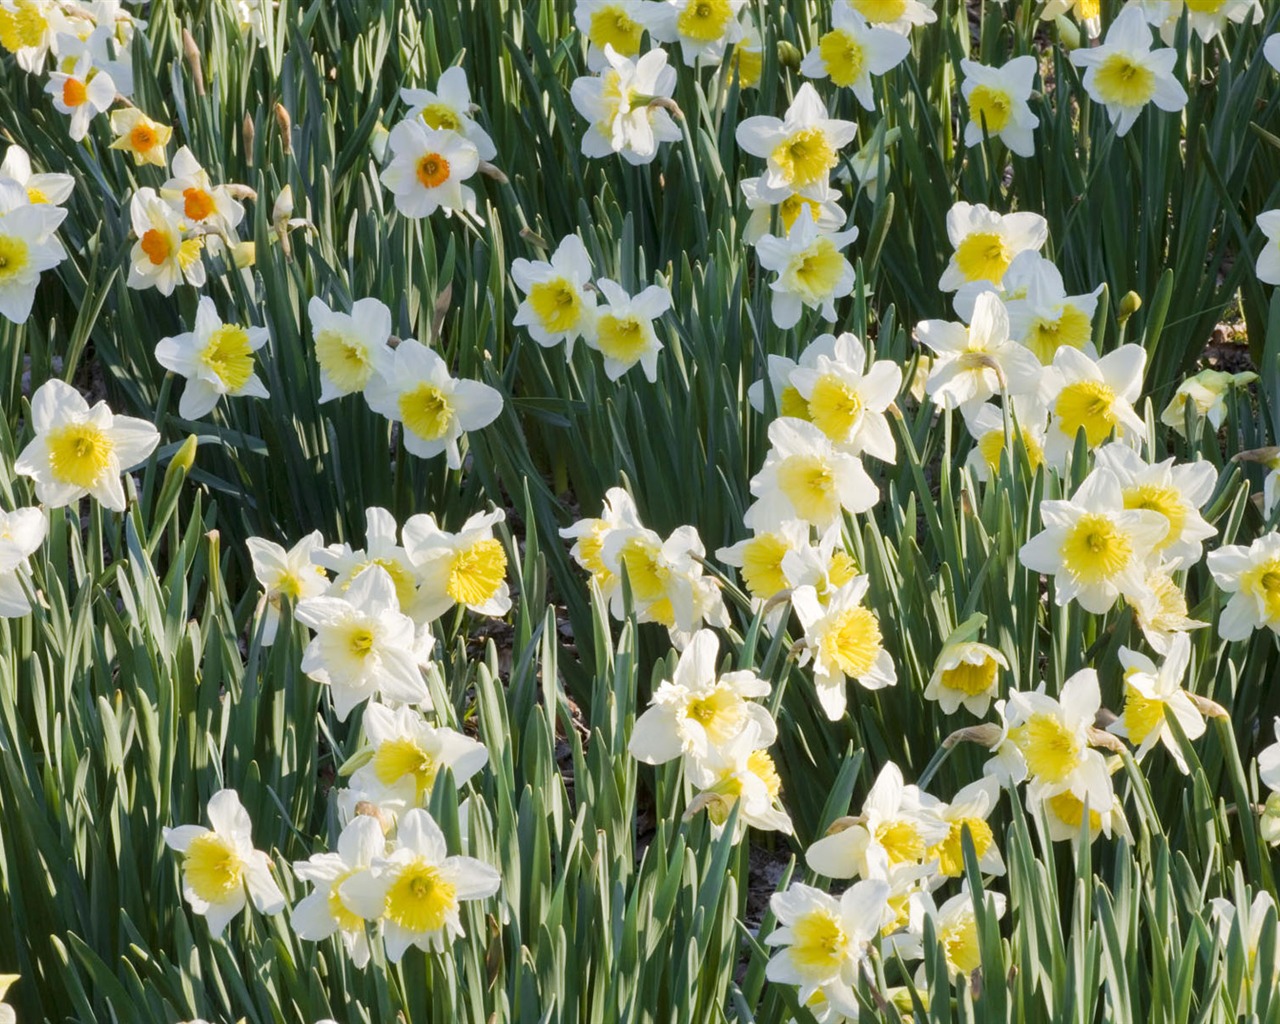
(1041, 0), (1101, 37)
(574, 0), (653, 70)
(951, 248), (1056, 326)
(961, 396), (1047, 482)
(927, 776), (1005, 878)
(1019, 467), (1167, 614)
(960, 55), (1039, 157)
(924, 641), (1008, 717)
(162, 789), (286, 937)
(1143, 0), (1263, 44)
(294, 566), (430, 720)
(1260, 719), (1280, 794)
(400, 66), (497, 160)
(245, 530), (328, 645)
(1042, 344), (1147, 465)
(938, 201), (1048, 293)
(765, 880), (894, 1018)
(736, 83), (857, 202)
(570, 45), (681, 165)
(291, 814), (385, 968)
(716, 518), (813, 608)
(160, 146), (246, 238)
(647, 0), (747, 67)
(108, 107), (172, 167)
(1160, 368), (1257, 436)
(0, 198), (67, 323)
(511, 234), (598, 355)
(740, 176), (845, 246)
(15, 379), (159, 512)
(918, 292), (1043, 411)
(402, 508), (511, 622)
(747, 332), (843, 418)
(1129, 565), (1208, 656)
(0, 0), (69, 72)
(345, 702), (489, 815)
(1107, 633), (1204, 773)
(1002, 258), (1102, 365)
(363, 338), (503, 469)
(559, 485), (644, 596)
(342, 808), (500, 962)
(756, 209), (858, 328)
(685, 719), (791, 839)
(44, 46), (116, 141)
(0, 506), (47, 618)
(744, 417), (879, 532)
(1210, 889), (1280, 1003)
(583, 277), (671, 381)
(155, 297), (270, 419)
(1266, 34), (1280, 73)
(806, 762), (948, 880)
(1257, 210), (1280, 286)
(788, 331), (901, 461)
(313, 507), (422, 621)
(307, 296), (394, 402)
(128, 186), (205, 295)
(1039, 782), (1129, 846)
(728, 21), (763, 88)
(1206, 531), (1280, 641)
(778, 521), (859, 604)
(800, 4), (911, 111)
(1094, 443), (1217, 570)
(845, 0), (937, 33)
(1, 144), (75, 207)
(380, 122), (479, 219)
(793, 577), (895, 719)
(629, 628), (774, 765)
(1069, 6), (1187, 137)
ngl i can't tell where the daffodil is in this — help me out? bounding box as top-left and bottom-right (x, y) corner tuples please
(960, 56), (1039, 157)
(162, 788), (286, 937)
(574, 0), (654, 70)
(0, 506), (46, 618)
(1141, 0), (1263, 44)
(647, 0), (746, 66)
(108, 107), (172, 166)
(1040, 0), (1101, 38)
(0, 973), (15, 1024)
(44, 46), (117, 142)
(291, 815), (385, 968)
(245, 529), (328, 645)
(1256, 209), (1280, 286)
(294, 565), (430, 720)
(400, 66), (497, 160)
(161, 146), (246, 238)
(1107, 633), (1204, 773)
(961, 396), (1047, 482)
(15, 378), (160, 512)
(740, 176), (845, 246)
(736, 83), (857, 202)
(1037, 781), (1129, 845)
(765, 879), (894, 1016)
(1094, 443), (1217, 569)
(0, 197), (67, 323)
(777, 521), (859, 604)
(511, 234), (598, 355)
(307, 296), (394, 402)
(744, 417), (879, 532)
(918, 292), (1043, 412)
(924, 641), (1008, 717)
(1020, 468), (1167, 613)
(0, 143), (75, 207)
(892, 888), (1006, 982)
(728, 21), (763, 88)
(629, 628), (774, 765)
(345, 702), (489, 816)
(559, 486), (644, 596)
(747, 332), (842, 419)
(1002, 258), (1102, 365)
(570, 45), (681, 165)
(1210, 888), (1280, 1004)
(363, 338), (504, 469)
(0, 0), (68, 72)
(800, 4), (911, 111)
(155, 297), (270, 419)
(1042, 344), (1147, 465)
(927, 776), (1005, 877)
(788, 331), (902, 461)
(380, 122), (479, 218)
(583, 277), (671, 380)
(1129, 565), (1208, 656)
(1205, 531), (1280, 640)
(756, 209), (858, 328)
(128, 186), (206, 295)
(1160, 368), (1257, 435)
(793, 577), (896, 719)
(685, 719), (792, 839)
(938, 201), (1048, 293)
(716, 518), (812, 607)
(402, 508), (511, 622)
(1069, 7), (1187, 137)
(806, 762), (948, 879)
(312, 507), (423, 621)
(341, 808), (500, 962)
(1266, 33), (1280, 72)
(1258, 719), (1280, 796)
